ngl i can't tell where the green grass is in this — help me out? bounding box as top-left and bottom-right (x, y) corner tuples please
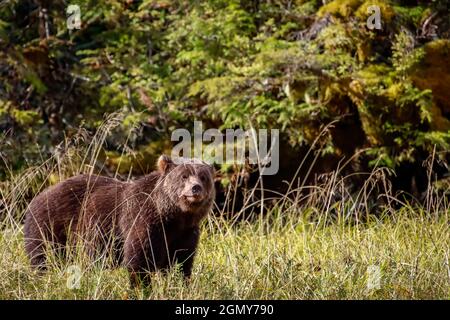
(0, 117), (448, 299)
(0, 210), (448, 299)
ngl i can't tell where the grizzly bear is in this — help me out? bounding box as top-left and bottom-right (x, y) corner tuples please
(23, 155), (215, 286)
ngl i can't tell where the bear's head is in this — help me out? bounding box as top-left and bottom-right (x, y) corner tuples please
(157, 155), (215, 214)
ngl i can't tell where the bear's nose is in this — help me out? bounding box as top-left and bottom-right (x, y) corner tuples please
(192, 184), (202, 194)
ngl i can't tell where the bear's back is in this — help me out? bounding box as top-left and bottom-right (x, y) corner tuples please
(24, 174), (126, 243)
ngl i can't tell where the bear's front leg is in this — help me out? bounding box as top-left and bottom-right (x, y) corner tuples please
(123, 225), (168, 288)
(123, 236), (151, 288)
(173, 227), (200, 279)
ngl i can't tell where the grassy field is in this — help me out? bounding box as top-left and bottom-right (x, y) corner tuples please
(0, 119), (448, 300)
(0, 209), (448, 299)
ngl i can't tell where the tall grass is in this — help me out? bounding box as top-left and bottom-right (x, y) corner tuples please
(0, 114), (448, 299)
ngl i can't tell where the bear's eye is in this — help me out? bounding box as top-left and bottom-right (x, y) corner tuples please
(182, 174), (188, 180)
(200, 175), (207, 182)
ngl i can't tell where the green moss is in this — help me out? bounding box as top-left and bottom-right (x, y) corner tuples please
(105, 140), (172, 174)
(11, 109), (40, 127)
(356, 0), (396, 23)
(317, 24), (352, 51)
(429, 104), (450, 131)
(411, 40), (450, 131)
(425, 39), (450, 56)
(356, 64), (393, 88)
(410, 40), (450, 114)
(385, 83), (403, 101)
(0, 100), (11, 116)
(319, 0), (396, 24)
(318, 0), (363, 18)
(356, 41), (371, 63)
(393, 5), (429, 27)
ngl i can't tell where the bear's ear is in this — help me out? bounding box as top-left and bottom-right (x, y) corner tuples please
(157, 155), (174, 173)
(208, 164), (216, 177)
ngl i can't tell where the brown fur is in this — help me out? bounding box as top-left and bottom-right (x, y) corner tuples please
(23, 155), (215, 286)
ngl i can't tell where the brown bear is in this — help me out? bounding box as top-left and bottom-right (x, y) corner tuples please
(23, 155), (215, 286)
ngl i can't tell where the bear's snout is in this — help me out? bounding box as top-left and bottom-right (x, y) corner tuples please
(181, 177), (207, 204)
